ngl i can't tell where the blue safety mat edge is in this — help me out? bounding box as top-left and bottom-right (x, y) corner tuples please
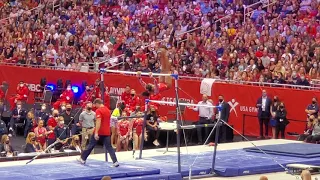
(243, 143), (320, 155)
(245, 149), (320, 158)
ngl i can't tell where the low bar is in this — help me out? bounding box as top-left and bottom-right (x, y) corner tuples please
(117, 115), (144, 120)
(100, 69), (172, 77)
(147, 100), (219, 108)
(180, 123), (216, 130)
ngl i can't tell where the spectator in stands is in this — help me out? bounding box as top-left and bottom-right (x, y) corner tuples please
(256, 90), (272, 139)
(121, 85), (131, 106)
(8, 101), (27, 137)
(36, 104), (50, 126)
(68, 135), (81, 152)
(0, 134), (14, 157)
(25, 132), (42, 153)
(54, 116), (70, 151)
(53, 85), (74, 110)
(275, 102), (289, 139)
(34, 120), (49, 151)
(146, 106), (160, 147)
(61, 104), (75, 132)
(47, 110), (59, 146)
(9, 81), (29, 110)
(24, 111), (36, 138)
(270, 96), (280, 139)
(79, 102), (96, 151)
(305, 117), (320, 143)
(116, 113), (131, 152)
(132, 112), (145, 151)
(305, 97), (319, 118)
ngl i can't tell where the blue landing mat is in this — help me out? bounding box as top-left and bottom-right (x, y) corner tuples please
(0, 160), (161, 180)
(143, 149), (320, 177)
(243, 143), (320, 156)
(244, 149), (320, 158)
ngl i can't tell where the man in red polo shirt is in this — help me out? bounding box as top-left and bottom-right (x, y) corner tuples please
(77, 98), (119, 167)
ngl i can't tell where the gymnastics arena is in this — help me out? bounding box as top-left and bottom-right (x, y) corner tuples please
(1, 0), (320, 180)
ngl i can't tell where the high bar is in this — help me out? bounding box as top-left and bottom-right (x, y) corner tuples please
(147, 100), (219, 108)
(100, 69), (173, 77)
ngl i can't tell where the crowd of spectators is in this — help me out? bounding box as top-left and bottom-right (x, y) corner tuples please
(1, 0), (320, 87)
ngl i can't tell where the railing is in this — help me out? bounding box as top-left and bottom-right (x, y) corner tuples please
(0, 62), (96, 72)
(242, 114), (306, 139)
(178, 76), (320, 90)
(243, 0), (277, 23)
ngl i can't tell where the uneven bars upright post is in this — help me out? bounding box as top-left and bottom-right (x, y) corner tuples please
(171, 74), (181, 173)
(139, 100), (149, 159)
(211, 107), (222, 173)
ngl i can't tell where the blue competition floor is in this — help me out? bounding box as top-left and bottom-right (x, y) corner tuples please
(243, 143), (320, 158)
(2, 143), (320, 179)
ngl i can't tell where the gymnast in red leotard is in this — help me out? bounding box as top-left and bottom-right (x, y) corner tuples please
(116, 113), (131, 152)
(132, 112), (146, 151)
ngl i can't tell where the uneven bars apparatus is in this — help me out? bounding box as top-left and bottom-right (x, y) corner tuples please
(99, 69), (222, 176)
(139, 100), (222, 177)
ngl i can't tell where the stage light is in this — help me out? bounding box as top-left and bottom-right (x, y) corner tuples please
(47, 84), (56, 91)
(71, 86), (79, 93)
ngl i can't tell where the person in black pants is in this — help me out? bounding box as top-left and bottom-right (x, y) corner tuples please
(54, 116), (70, 151)
(275, 102), (289, 139)
(77, 98), (119, 167)
(146, 106), (160, 147)
(256, 90), (272, 139)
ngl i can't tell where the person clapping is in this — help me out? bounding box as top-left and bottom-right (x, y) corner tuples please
(116, 114), (131, 152)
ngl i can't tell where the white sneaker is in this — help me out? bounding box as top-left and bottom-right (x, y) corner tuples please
(112, 161), (119, 167)
(76, 157), (86, 165)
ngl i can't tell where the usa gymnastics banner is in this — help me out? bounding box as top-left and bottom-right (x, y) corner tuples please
(0, 65), (319, 137)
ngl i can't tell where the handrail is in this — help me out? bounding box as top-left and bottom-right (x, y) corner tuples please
(243, 0), (277, 23)
(0, 62), (95, 72)
(177, 76), (320, 90)
(242, 114), (306, 139)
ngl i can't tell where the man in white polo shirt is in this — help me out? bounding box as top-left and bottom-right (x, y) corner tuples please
(193, 94), (214, 144)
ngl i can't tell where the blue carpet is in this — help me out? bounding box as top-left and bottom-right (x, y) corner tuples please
(243, 143), (320, 156)
(3, 143), (320, 179)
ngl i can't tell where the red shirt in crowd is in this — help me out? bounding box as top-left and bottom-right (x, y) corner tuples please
(16, 85), (29, 100)
(121, 91), (131, 105)
(60, 89), (74, 103)
(127, 96), (140, 111)
(79, 91), (91, 106)
(95, 86), (101, 99)
(118, 120), (130, 136)
(47, 117), (57, 139)
(132, 118), (143, 136)
(95, 106), (111, 136)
